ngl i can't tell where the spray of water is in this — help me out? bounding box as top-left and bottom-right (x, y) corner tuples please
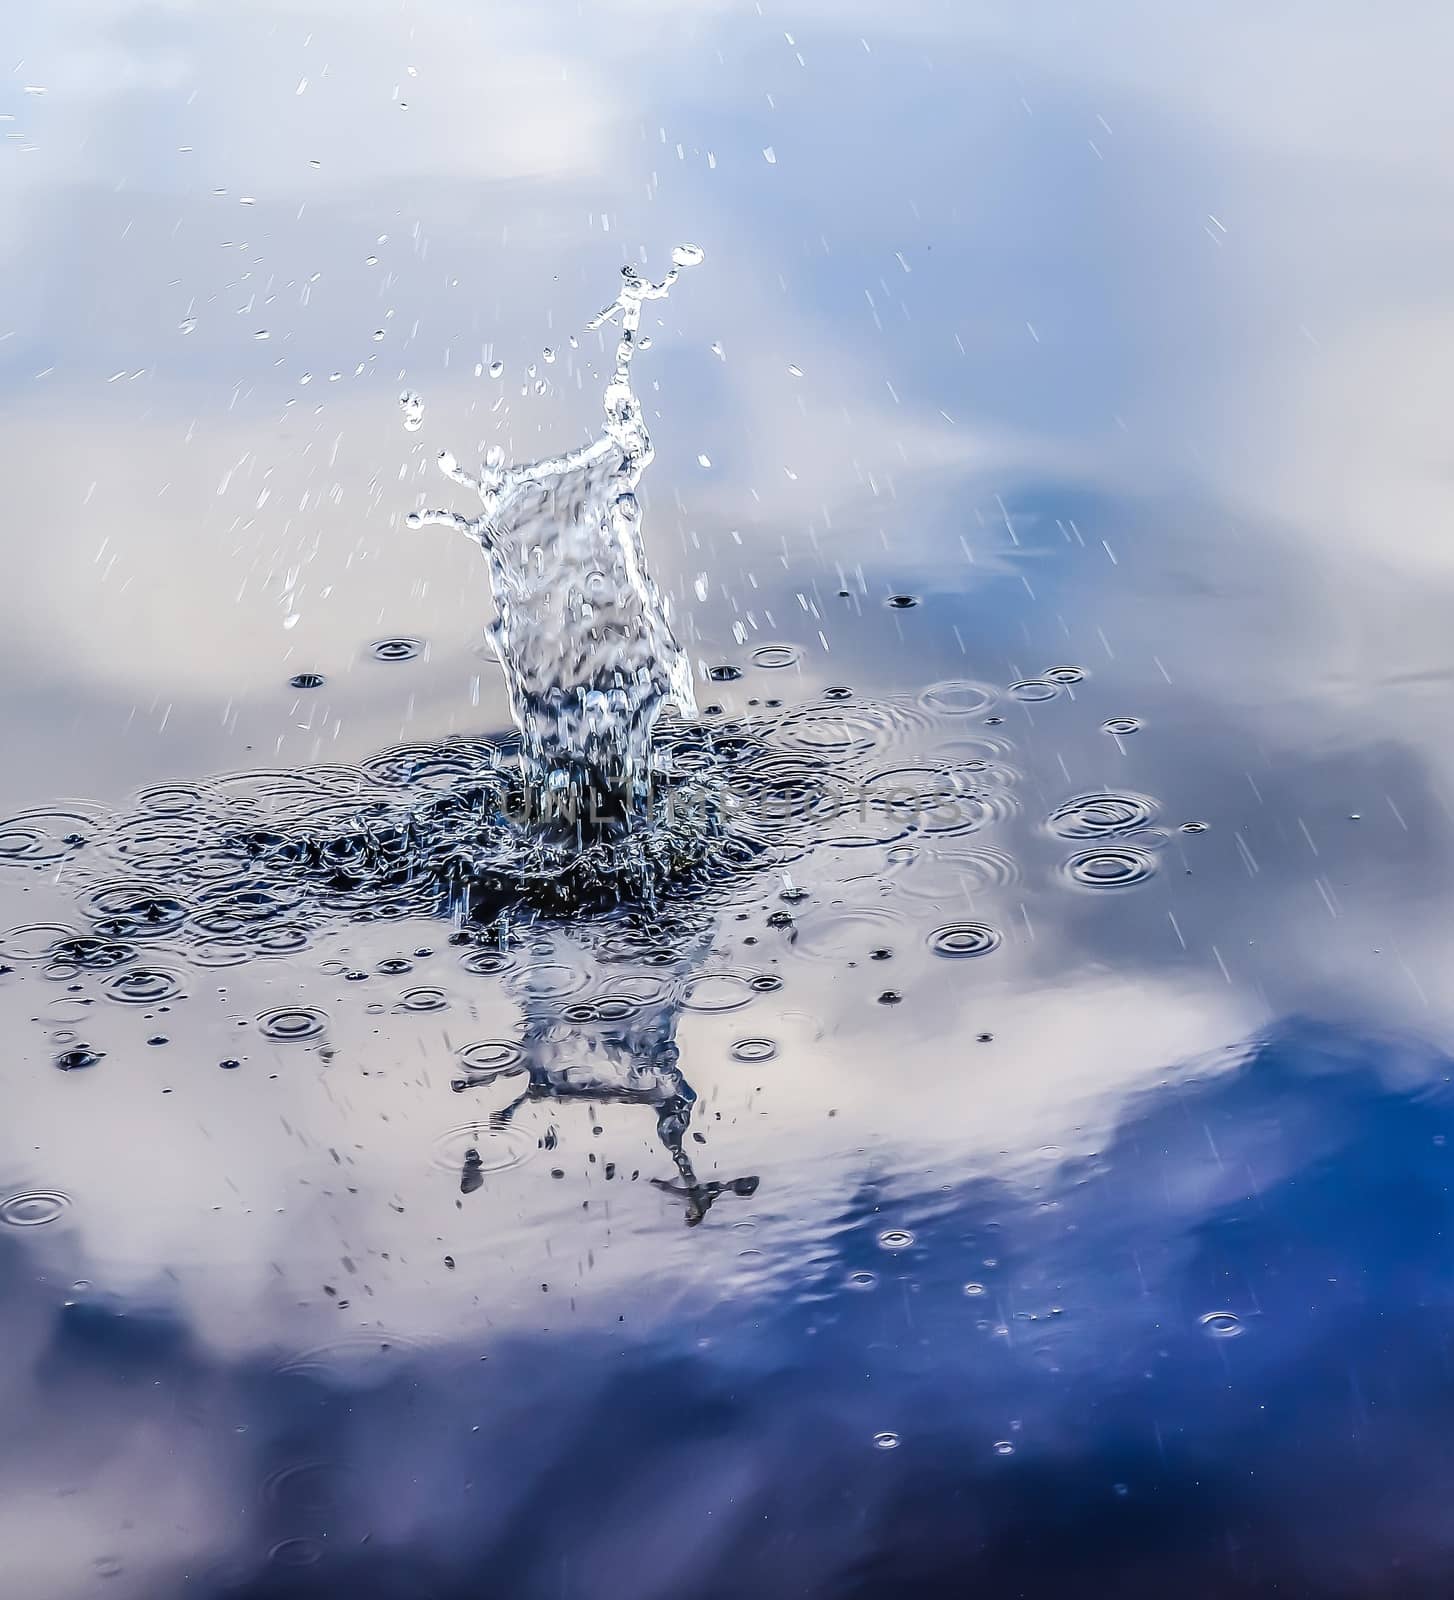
(406, 247), (704, 826)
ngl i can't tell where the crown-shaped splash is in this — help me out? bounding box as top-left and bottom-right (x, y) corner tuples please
(407, 248), (705, 827)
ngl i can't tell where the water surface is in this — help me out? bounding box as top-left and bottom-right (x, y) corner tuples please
(5, 3), (1454, 1595)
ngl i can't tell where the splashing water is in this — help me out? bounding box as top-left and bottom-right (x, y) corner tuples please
(406, 247), (704, 826)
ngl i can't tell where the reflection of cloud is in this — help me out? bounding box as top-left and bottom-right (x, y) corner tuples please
(3, 1022), (1453, 1595)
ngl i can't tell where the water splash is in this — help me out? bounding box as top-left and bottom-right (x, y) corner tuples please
(406, 248), (704, 822)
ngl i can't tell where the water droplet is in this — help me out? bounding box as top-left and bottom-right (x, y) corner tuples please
(55, 1045), (104, 1072)
(877, 1229), (914, 1250)
(848, 1271), (878, 1290)
(872, 1431), (900, 1450)
(289, 672), (325, 690)
(964, 1282), (986, 1296)
(671, 243), (705, 267)
(1102, 716), (1142, 736)
(886, 594), (919, 610)
(708, 664), (743, 682)
(993, 1440), (1015, 1456)
(1008, 678), (1058, 702)
(1045, 665), (1086, 684)
(877, 989), (903, 1005)
(1198, 1310), (1245, 1339)
(750, 644), (801, 670)
(399, 390), (424, 431)
(1180, 820), (1210, 833)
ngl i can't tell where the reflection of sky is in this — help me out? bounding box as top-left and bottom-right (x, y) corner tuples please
(5, 0), (1454, 1593)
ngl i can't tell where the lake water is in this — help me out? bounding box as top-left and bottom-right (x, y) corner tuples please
(5, 3), (1454, 1596)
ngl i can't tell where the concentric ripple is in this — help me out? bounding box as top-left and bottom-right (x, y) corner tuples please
(0, 1190), (71, 1228)
(0, 804), (104, 865)
(927, 922), (1002, 958)
(429, 1120), (536, 1176)
(103, 967), (185, 1005)
(457, 1040), (527, 1078)
(750, 643), (802, 670)
(1063, 847), (1157, 889)
(1048, 792), (1158, 839)
(258, 1006), (329, 1042)
(680, 972), (757, 1013)
(368, 636), (425, 663)
(918, 680), (998, 717)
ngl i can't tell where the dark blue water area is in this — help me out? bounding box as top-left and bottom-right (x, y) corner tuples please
(8, 1018), (1448, 1598)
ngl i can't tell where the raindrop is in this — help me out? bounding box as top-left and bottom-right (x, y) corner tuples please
(877, 1229), (914, 1250)
(708, 664), (743, 683)
(289, 672), (326, 690)
(1198, 1310), (1245, 1339)
(886, 594), (919, 610)
(872, 1432), (900, 1451)
(55, 1045), (104, 1071)
(1102, 717), (1142, 736)
(399, 390), (424, 431)
(1044, 665), (1086, 684)
(730, 1037), (778, 1063)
